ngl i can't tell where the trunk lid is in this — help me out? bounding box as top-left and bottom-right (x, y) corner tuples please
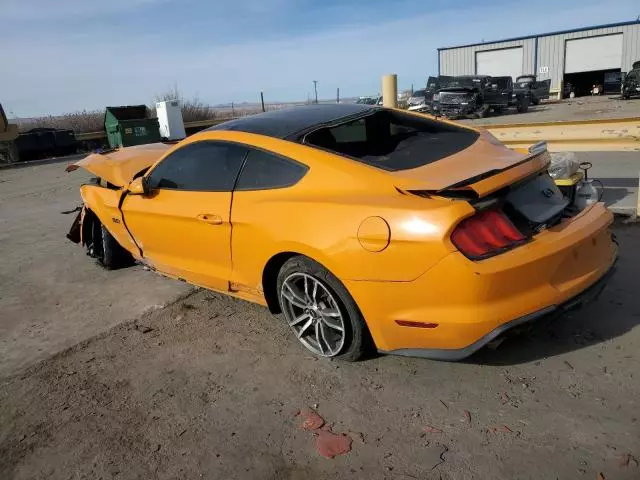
(392, 132), (571, 242)
(391, 130), (551, 198)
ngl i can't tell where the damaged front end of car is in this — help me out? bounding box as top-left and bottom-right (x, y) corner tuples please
(63, 143), (169, 268)
(432, 89), (479, 119)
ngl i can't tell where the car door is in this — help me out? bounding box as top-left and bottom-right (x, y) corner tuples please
(483, 77), (503, 106)
(495, 77), (512, 107)
(121, 141), (248, 291)
(535, 79), (551, 100)
(228, 147), (309, 299)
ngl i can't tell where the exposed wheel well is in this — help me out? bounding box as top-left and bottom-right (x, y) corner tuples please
(82, 208), (98, 247)
(262, 252), (300, 314)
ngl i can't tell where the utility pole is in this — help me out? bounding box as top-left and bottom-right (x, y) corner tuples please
(260, 92), (265, 112)
(336, 87), (340, 104)
(312, 80), (319, 104)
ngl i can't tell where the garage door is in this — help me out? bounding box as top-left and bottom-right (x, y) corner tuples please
(565, 34), (623, 74)
(476, 47), (523, 80)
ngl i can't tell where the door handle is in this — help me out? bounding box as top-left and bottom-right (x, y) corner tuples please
(196, 214), (223, 225)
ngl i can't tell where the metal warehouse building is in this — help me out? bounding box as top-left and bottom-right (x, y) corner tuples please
(438, 20), (640, 98)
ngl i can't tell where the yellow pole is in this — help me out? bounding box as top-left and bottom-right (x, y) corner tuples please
(382, 74), (398, 108)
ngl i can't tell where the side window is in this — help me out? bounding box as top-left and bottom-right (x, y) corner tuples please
(235, 149), (308, 191)
(147, 142), (247, 192)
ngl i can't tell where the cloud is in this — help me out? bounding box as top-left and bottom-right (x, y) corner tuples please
(1, 0), (638, 116)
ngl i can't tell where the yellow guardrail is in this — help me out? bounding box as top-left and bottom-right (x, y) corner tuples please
(481, 117), (640, 152)
(76, 116), (640, 152)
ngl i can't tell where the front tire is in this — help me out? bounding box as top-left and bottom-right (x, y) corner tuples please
(87, 219), (132, 269)
(276, 256), (370, 361)
(517, 97), (530, 113)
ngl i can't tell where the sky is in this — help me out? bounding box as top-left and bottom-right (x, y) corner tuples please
(1, 0), (639, 117)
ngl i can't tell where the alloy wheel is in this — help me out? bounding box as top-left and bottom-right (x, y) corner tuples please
(280, 273), (346, 357)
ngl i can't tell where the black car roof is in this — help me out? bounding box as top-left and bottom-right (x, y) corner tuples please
(205, 104), (377, 140)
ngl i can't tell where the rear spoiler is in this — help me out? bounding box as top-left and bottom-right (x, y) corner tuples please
(406, 143), (551, 200)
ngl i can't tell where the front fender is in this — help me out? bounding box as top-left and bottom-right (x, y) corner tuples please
(80, 184), (141, 259)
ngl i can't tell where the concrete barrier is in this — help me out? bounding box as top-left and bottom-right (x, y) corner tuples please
(482, 117), (640, 152)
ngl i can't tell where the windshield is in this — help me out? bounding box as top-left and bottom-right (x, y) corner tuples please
(517, 76), (535, 84)
(627, 70), (639, 81)
(356, 97), (378, 105)
(412, 89), (426, 97)
(439, 77), (484, 88)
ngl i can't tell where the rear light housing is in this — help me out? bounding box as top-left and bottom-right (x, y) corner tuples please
(451, 209), (527, 260)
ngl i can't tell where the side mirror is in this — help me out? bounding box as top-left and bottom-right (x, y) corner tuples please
(128, 176), (148, 195)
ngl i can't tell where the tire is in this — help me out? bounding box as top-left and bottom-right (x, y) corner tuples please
(516, 97), (529, 113)
(276, 256), (371, 361)
(531, 97), (540, 106)
(88, 219), (132, 269)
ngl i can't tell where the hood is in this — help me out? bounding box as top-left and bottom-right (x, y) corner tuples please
(67, 143), (170, 187)
(390, 130), (550, 197)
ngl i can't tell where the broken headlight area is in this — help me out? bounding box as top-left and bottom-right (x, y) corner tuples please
(64, 205), (85, 244)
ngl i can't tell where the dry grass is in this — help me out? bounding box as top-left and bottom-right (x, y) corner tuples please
(16, 87), (318, 135)
(18, 110), (103, 134)
(153, 86), (220, 123)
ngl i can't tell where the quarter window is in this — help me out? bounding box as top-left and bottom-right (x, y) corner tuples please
(147, 142), (247, 191)
(236, 149), (308, 191)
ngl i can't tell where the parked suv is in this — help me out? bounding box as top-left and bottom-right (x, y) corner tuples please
(432, 75), (528, 119)
(622, 61), (640, 99)
(513, 75), (551, 105)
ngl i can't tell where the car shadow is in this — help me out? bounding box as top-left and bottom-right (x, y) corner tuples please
(464, 223), (640, 366)
(600, 186), (635, 209)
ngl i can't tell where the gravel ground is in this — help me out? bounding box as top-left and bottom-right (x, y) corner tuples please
(1, 223), (639, 479)
(462, 95), (640, 126)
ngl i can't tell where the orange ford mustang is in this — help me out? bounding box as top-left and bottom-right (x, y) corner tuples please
(66, 104), (617, 361)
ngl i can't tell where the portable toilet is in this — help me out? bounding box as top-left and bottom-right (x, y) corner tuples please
(104, 105), (161, 148)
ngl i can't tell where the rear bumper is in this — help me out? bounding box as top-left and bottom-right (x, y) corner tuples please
(379, 261), (616, 361)
(346, 203), (617, 359)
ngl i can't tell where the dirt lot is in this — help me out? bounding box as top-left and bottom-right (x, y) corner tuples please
(463, 95), (640, 126)
(1, 123), (639, 479)
(1, 222), (639, 480)
(0, 162), (191, 377)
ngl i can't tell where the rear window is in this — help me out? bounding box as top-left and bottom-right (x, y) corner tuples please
(302, 110), (479, 171)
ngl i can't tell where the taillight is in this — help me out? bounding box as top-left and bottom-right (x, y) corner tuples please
(451, 210), (526, 259)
